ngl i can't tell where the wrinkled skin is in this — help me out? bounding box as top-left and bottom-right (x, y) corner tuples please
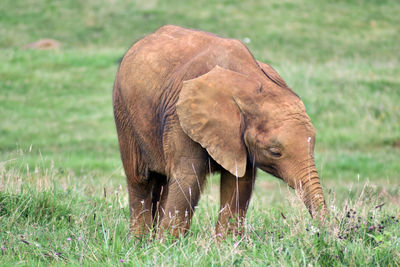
(113, 25), (327, 238)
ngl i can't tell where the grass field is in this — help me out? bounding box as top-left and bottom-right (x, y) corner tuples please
(1, 0), (400, 265)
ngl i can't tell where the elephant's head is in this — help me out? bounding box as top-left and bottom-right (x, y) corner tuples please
(176, 65), (327, 218)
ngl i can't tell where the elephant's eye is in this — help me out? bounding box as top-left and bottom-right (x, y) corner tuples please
(268, 147), (282, 158)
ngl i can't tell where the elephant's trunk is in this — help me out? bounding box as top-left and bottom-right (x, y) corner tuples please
(286, 160), (327, 219)
(297, 164), (327, 218)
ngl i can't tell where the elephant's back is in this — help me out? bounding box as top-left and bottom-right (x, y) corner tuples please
(116, 25), (257, 101)
(118, 25), (222, 89)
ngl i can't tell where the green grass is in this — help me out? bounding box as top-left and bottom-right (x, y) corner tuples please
(1, 162), (399, 265)
(1, 0), (400, 265)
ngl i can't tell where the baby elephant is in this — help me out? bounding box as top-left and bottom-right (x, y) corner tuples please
(113, 25), (327, 238)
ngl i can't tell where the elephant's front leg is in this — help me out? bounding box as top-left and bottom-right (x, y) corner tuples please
(216, 168), (255, 237)
(159, 158), (206, 237)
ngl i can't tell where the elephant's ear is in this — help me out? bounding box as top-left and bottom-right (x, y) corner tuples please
(257, 60), (288, 88)
(176, 66), (261, 177)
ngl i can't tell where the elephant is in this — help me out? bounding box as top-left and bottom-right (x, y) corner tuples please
(112, 25), (327, 238)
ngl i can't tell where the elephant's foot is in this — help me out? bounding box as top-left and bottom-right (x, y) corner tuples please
(216, 210), (245, 238)
(128, 206), (154, 239)
(157, 212), (191, 239)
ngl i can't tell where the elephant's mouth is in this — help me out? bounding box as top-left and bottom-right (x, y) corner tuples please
(259, 164), (280, 179)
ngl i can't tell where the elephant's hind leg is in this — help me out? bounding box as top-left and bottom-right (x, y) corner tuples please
(117, 135), (153, 237)
(114, 94), (153, 237)
(126, 177), (154, 238)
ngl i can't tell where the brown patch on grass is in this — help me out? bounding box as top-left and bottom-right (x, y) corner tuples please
(24, 39), (61, 50)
